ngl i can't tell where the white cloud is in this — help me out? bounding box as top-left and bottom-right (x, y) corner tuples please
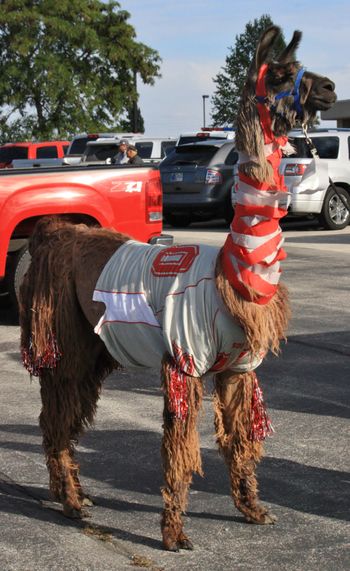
(122, 0), (350, 136)
(140, 58), (222, 136)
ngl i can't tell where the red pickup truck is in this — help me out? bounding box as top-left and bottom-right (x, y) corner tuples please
(0, 141), (70, 168)
(0, 163), (171, 307)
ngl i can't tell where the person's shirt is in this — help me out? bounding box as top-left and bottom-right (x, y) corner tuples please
(128, 154), (144, 166)
(113, 150), (129, 164)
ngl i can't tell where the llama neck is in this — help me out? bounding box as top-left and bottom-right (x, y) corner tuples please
(221, 107), (289, 305)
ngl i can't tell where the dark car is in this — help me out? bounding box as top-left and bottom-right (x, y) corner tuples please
(159, 140), (238, 227)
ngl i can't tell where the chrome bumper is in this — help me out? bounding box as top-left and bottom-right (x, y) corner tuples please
(149, 234), (174, 246)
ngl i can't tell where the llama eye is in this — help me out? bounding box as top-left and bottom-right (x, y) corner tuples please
(273, 76), (287, 86)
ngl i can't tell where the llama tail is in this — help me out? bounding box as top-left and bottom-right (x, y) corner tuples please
(19, 217), (77, 376)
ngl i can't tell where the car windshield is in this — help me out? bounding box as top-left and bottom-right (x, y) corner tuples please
(0, 146), (28, 161)
(84, 143), (118, 161)
(161, 145), (218, 166)
(288, 136), (339, 159)
(68, 136), (100, 156)
(177, 135), (228, 145)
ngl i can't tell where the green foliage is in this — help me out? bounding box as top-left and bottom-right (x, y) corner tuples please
(0, 0), (161, 141)
(211, 15), (286, 127)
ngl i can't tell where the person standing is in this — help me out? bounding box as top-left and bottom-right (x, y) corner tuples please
(126, 144), (144, 166)
(113, 139), (129, 164)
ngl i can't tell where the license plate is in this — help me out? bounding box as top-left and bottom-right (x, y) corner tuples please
(170, 172), (183, 182)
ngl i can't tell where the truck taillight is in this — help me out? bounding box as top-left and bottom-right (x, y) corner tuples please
(205, 169), (222, 184)
(146, 178), (162, 222)
(284, 163), (307, 176)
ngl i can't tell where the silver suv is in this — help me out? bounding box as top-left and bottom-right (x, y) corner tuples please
(280, 128), (350, 230)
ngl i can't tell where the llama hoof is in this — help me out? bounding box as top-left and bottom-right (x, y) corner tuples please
(162, 532), (194, 552)
(263, 513), (277, 524)
(163, 541), (179, 552)
(178, 537), (194, 550)
(248, 512), (277, 525)
(81, 496), (94, 507)
(63, 505), (90, 519)
(163, 539), (193, 552)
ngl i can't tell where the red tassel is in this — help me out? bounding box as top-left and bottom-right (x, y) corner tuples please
(250, 374), (274, 441)
(21, 334), (62, 377)
(167, 360), (188, 421)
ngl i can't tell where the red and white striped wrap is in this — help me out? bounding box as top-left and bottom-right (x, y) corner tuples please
(222, 64), (290, 305)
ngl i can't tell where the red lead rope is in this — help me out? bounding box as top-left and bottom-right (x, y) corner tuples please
(256, 64), (288, 148)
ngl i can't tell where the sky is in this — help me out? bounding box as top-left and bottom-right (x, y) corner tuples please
(119, 0), (349, 137)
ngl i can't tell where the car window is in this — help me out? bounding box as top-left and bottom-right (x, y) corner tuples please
(288, 136), (339, 159)
(68, 137), (89, 155)
(177, 135), (212, 145)
(161, 146), (218, 166)
(63, 145), (69, 155)
(0, 146), (28, 161)
(161, 141), (176, 157)
(224, 148), (238, 165)
(177, 135), (228, 145)
(84, 143), (118, 161)
(135, 142), (153, 159)
(37, 146), (58, 158)
(68, 136), (101, 156)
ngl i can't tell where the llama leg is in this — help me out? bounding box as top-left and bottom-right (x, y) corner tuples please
(39, 371), (84, 517)
(39, 343), (114, 518)
(161, 360), (203, 551)
(213, 370), (276, 525)
(18, 220), (119, 516)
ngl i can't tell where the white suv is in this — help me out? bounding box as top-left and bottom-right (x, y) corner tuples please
(81, 136), (176, 165)
(280, 128), (350, 230)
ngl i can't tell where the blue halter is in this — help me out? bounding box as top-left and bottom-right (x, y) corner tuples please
(256, 67), (306, 117)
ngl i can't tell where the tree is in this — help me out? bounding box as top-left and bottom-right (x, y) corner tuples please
(211, 15), (286, 127)
(119, 69), (144, 132)
(0, 0), (161, 141)
(120, 104), (145, 133)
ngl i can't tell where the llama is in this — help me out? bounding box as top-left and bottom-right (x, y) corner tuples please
(19, 27), (336, 552)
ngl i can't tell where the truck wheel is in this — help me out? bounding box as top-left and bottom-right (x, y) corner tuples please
(319, 187), (350, 230)
(8, 245), (31, 310)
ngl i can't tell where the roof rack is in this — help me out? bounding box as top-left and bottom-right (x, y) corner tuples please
(200, 127), (235, 132)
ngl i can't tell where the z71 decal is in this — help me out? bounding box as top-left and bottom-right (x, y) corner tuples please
(110, 181), (143, 193)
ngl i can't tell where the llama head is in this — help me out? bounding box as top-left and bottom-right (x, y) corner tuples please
(255, 26), (336, 131)
(236, 26), (336, 182)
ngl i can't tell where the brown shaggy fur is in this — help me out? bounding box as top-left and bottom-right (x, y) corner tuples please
(161, 358), (203, 551)
(19, 26), (336, 551)
(216, 257), (290, 355)
(213, 371), (275, 524)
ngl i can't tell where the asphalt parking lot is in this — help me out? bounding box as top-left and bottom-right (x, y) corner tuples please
(0, 220), (349, 571)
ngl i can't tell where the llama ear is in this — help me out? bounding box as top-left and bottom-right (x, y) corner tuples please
(277, 30), (302, 63)
(255, 26), (281, 71)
